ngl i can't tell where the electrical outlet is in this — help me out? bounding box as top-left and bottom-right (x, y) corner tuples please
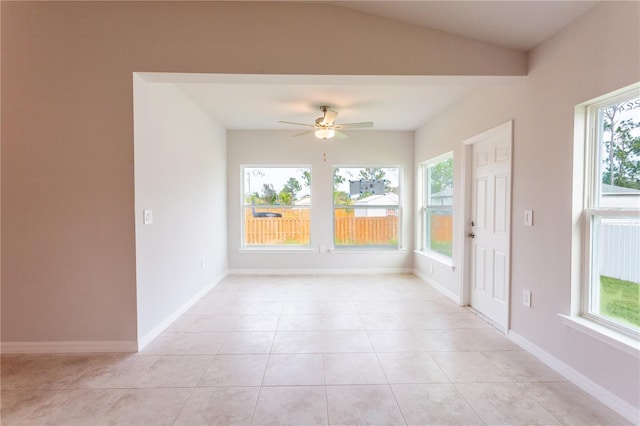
(523, 289), (532, 307)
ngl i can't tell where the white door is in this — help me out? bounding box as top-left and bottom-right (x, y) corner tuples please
(467, 122), (512, 330)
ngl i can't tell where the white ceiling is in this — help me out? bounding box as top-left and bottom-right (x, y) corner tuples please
(168, 74), (520, 131)
(148, 1), (599, 133)
(329, 1), (598, 51)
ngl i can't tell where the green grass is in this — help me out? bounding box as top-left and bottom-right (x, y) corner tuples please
(600, 276), (640, 328)
(430, 240), (452, 257)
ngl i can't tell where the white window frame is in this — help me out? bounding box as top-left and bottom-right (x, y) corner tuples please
(420, 152), (454, 262)
(575, 85), (640, 342)
(241, 165), (312, 249)
(332, 166), (402, 249)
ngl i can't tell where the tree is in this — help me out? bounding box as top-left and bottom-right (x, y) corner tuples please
(602, 102), (640, 190)
(301, 170), (311, 188)
(278, 190), (292, 205)
(261, 183), (277, 204)
(333, 168), (346, 188)
(429, 158), (454, 195)
(333, 169), (351, 206)
(359, 167), (387, 181)
(282, 177), (302, 199)
(334, 191), (352, 205)
(246, 192), (261, 204)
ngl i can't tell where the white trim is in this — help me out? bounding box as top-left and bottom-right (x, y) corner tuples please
(332, 165), (404, 250)
(559, 314), (640, 359)
(583, 83), (640, 110)
(237, 248), (408, 254)
(1, 340), (138, 354)
(422, 151), (454, 167)
(420, 152), (454, 255)
(137, 270), (228, 350)
(229, 268), (413, 275)
(238, 248), (316, 253)
(578, 85), (640, 339)
(507, 330), (639, 424)
(467, 306), (505, 333)
(414, 250), (455, 270)
(329, 249), (408, 254)
(241, 164), (312, 250)
(413, 269), (459, 304)
(460, 143), (473, 306)
(461, 120), (513, 330)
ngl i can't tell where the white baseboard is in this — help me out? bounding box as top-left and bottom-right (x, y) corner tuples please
(1, 271), (229, 354)
(228, 268), (414, 275)
(137, 270), (228, 350)
(413, 269), (460, 304)
(1, 340), (137, 354)
(508, 330), (639, 424)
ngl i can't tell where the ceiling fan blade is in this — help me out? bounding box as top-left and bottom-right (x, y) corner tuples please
(334, 130), (348, 139)
(292, 130), (313, 137)
(321, 109), (339, 126)
(278, 120), (315, 128)
(334, 122), (374, 129)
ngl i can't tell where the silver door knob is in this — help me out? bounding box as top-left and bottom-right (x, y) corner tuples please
(468, 232), (475, 238)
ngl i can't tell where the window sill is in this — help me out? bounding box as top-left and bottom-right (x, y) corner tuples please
(414, 250), (455, 271)
(331, 247), (407, 254)
(239, 247), (315, 254)
(559, 314), (640, 359)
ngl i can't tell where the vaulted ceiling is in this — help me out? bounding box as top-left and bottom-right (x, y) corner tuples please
(149, 1), (599, 133)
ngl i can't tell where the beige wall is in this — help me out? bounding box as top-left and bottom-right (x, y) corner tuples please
(414, 1), (639, 413)
(227, 130), (414, 272)
(1, 2), (522, 345)
(2, 0), (637, 417)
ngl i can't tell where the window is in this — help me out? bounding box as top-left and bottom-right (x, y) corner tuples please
(422, 153), (453, 258)
(333, 167), (400, 247)
(243, 166), (311, 247)
(582, 86), (640, 337)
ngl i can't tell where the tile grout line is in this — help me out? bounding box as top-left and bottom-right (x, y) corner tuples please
(169, 386), (197, 426)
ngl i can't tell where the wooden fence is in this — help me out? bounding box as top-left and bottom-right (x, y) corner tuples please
(244, 210), (453, 247)
(245, 217), (311, 245)
(334, 216), (398, 245)
(431, 214), (453, 243)
(244, 215), (398, 245)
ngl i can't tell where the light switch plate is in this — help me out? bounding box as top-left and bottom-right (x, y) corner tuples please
(523, 289), (532, 307)
(524, 209), (533, 226)
(143, 209), (153, 225)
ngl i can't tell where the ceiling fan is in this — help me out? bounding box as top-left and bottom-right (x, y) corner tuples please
(278, 106), (373, 140)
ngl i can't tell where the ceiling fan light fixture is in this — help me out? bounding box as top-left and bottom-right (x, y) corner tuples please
(315, 128), (335, 140)
(278, 105), (373, 140)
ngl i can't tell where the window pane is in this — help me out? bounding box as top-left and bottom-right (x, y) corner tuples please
(334, 207), (398, 246)
(424, 156), (453, 257)
(597, 96), (640, 207)
(333, 167), (400, 247)
(586, 89), (640, 333)
(590, 216), (640, 330)
(426, 207), (453, 257)
(243, 167), (311, 246)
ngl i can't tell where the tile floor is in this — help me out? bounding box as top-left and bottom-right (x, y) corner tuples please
(1, 274), (632, 425)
